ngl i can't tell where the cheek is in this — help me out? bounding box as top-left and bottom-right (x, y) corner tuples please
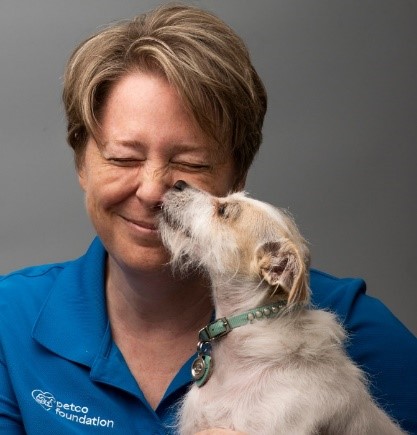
(211, 161), (240, 196)
(180, 169), (237, 197)
(84, 167), (139, 210)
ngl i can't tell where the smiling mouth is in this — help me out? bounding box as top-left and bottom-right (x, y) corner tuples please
(121, 216), (158, 231)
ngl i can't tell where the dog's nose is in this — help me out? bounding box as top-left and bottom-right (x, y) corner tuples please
(173, 180), (188, 191)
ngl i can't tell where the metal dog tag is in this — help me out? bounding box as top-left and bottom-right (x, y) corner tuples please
(191, 356), (206, 380)
(191, 355), (213, 387)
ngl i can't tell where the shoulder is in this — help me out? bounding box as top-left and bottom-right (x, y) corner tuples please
(310, 268), (366, 316)
(309, 268), (415, 342)
(0, 238), (106, 333)
(0, 262), (65, 284)
(0, 262), (70, 331)
(0, 263), (66, 300)
(309, 268), (416, 355)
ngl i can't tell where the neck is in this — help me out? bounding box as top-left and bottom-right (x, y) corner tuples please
(106, 255), (213, 339)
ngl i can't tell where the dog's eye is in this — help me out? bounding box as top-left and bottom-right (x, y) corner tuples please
(217, 203), (228, 218)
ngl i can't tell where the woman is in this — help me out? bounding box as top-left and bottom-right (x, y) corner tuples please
(0, 4), (416, 434)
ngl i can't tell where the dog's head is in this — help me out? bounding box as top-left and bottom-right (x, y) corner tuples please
(159, 181), (310, 307)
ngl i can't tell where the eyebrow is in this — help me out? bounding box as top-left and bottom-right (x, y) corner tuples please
(102, 140), (143, 148)
(103, 140), (210, 155)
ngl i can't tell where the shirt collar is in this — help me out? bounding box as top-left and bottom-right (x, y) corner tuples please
(32, 237), (108, 367)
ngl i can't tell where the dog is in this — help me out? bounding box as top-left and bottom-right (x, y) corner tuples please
(159, 180), (406, 435)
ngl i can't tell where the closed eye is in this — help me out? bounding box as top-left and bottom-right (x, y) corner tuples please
(171, 162), (212, 172)
(106, 157), (144, 167)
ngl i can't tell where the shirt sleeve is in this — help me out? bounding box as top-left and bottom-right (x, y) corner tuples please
(311, 270), (417, 434)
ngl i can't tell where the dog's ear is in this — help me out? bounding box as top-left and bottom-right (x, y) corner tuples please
(254, 240), (310, 305)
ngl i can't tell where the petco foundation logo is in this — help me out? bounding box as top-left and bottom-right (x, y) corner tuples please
(31, 389), (115, 429)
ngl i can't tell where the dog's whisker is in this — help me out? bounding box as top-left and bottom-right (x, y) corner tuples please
(269, 283), (279, 298)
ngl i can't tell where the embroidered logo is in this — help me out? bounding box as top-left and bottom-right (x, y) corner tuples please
(31, 389), (115, 429)
(31, 390), (56, 411)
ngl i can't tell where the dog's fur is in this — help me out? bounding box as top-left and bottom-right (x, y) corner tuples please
(159, 182), (406, 435)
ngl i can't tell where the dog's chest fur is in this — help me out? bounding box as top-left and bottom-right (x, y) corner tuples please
(178, 309), (404, 435)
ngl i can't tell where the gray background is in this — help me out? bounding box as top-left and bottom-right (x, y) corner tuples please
(1, 0), (416, 335)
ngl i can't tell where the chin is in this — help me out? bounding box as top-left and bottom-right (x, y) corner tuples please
(115, 244), (172, 274)
(97, 230), (171, 274)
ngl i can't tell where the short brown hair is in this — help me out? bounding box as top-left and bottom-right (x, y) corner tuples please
(63, 3), (267, 183)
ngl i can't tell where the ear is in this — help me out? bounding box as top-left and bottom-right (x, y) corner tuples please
(254, 240), (310, 305)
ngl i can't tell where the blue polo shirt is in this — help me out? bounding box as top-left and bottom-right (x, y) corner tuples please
(1, 238), (416, 434)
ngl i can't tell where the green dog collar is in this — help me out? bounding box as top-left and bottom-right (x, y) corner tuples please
(192, 301), (287, 387)
(198, 301), (287, 343)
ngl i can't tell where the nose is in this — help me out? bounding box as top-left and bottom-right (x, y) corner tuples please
(135, 164), (172, 210)
(173, 180), (188, 191)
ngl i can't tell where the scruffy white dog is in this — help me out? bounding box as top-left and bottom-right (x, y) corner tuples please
(159, 180), (405, 435)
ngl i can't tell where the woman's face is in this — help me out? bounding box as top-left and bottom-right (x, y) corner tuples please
(78, 72), (240, 273)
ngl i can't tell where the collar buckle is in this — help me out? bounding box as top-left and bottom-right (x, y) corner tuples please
(216, 317), (232, 338)
(199, 316), (232, 342)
